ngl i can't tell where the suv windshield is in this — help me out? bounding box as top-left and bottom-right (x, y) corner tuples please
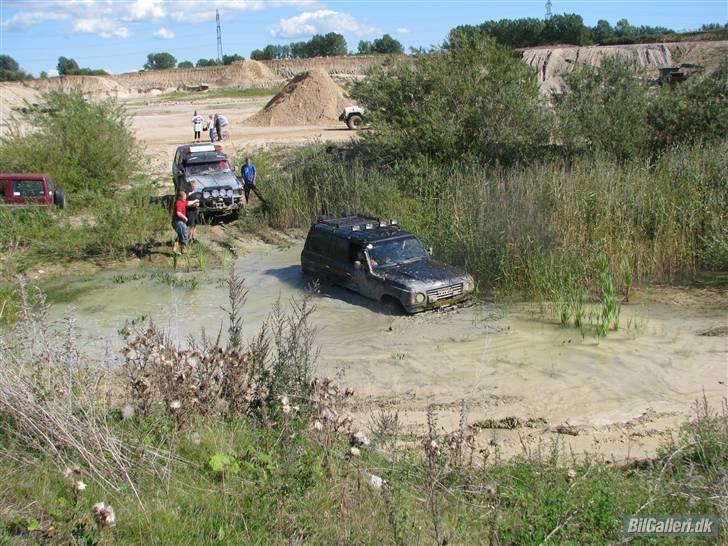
(367, 236), (428, 269)
(185, 161), (230, 176)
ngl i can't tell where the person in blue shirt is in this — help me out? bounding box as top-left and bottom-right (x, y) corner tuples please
(241, 157), (256, 203)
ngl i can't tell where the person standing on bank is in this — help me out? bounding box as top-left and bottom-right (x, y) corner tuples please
(214, 113), (223, 142)
(172, 190), (188, 255)
(192, 110), (203, 143)
(241, 157), (256, 203)
(207, 114), (215, 143)
(186, 181), (200, 244)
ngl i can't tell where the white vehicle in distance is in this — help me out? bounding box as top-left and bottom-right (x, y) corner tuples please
(339, 106), (367, 130)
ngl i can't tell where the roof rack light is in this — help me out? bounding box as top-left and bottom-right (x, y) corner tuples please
(379, 219), (388, 227)
(365, 223), (375, 230)
(391, 218), (399, 226)
(351, 225), (361, 231)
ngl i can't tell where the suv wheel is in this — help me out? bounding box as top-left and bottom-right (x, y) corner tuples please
(54, 188), (66, 209)
(347, 113), (364, 130)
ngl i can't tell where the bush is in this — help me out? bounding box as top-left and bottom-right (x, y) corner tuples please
(648, 61), (728, 150)
(555, 56), (649, 161)
(0, 90), (140, 196)
(351, 35), (550, 165)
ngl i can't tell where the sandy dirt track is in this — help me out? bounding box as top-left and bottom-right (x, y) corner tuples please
(126, 94), (355, 170)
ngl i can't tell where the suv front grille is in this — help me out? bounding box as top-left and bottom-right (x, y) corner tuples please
(426, 283), (463, 302)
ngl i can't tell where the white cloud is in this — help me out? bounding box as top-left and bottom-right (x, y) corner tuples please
(1, 11), (69, 31)
(154, 27), (175, 39)
(72, 18), (131, 39)
(270, 9), (379, 38)
(396, 27), (410, 34)
(1, 0), (321, 37)
(47, 69), (59, 77)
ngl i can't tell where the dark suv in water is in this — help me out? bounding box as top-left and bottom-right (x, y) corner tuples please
(172, 144), (244, 216)
(301, 216), (474, 313)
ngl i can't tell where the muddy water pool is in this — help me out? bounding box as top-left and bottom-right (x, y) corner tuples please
(45, 244), (727, 459)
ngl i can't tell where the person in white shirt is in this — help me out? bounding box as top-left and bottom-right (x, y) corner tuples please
(192, 111), (203, 143)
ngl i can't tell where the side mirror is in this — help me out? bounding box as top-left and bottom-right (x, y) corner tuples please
(354, 260), (362, 271)
(427, 247), (433, 256)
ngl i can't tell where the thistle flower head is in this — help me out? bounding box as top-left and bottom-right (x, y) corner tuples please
(121, 404), (135, 420)
(368, 474), (386, 490)
(169, 400), (182, 411)
(74, 480), (86, 492)
(350, 431), (370, 447)
(349, 446), (361, 457)
(312, 420), (324, 431)
(92, 502), (116, 528)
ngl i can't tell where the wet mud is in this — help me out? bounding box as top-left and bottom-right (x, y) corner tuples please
(45, 243), (728, 462)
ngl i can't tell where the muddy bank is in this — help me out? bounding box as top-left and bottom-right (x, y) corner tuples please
(45, 243), (727, 462)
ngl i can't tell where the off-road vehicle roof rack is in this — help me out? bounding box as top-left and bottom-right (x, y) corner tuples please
(316, 215), (399, 232)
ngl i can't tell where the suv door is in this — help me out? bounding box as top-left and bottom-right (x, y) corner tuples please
(172, 150), (182, 191)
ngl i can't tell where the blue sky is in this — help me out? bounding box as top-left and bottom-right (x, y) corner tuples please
(1, 0), (726, 76)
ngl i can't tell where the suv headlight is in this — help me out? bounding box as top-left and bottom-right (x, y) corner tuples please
(226, 189), (234, 197)
(202, 191), (211, 199)
(211, 189), (220, 197)
(414, 292), (426, 304)
(464, 277), (474, 293)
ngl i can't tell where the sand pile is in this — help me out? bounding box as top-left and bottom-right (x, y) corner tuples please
(245, 69), (350, 126)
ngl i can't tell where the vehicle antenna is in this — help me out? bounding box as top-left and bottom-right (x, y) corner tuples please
(216, 9), (224, 63)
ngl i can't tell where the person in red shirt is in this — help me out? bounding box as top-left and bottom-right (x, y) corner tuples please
(172, 190), (188, 254)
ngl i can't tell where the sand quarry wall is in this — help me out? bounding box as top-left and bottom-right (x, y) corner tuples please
(260, 54), (404, 79)
(521, 40), (728, 94)
(2, 41), (726, 106)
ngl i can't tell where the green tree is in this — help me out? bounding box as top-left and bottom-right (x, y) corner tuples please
(251, 45), (291, 60)
(57, 56), (80, 75)
(0, 55), (31, 81)
(592, 20), (614, 43)
(144, 52), (177, 70)
(196, 58), (220, 67)
(555, 57), (649, 160)
(371, 34), (404, 54)
(222, 54), (244, 65)
(351, 35), (549, 165)
(542, 13), (590, 45)
(357, 40), (373, 55)
(177, 60), (194, 69)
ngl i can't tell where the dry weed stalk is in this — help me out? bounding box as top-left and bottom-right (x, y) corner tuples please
(0, 282), (174, 500)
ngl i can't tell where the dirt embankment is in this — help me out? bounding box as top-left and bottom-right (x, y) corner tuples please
(245, 69), (351, 127)
(521, 40), (728, 94)
(261, 54), (405, 80)
(16, 60), (283, 101)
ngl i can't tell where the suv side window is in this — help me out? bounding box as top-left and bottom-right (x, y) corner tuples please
(13, 179), (45, 197)
(328, 237), (349, 264)
(306, 228), (328, 255)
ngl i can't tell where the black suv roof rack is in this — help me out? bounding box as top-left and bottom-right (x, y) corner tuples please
(317, 215), (379, 228)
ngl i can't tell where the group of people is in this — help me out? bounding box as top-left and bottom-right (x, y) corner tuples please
(192, 110), (228, 143)
(171, 159), (257, 255)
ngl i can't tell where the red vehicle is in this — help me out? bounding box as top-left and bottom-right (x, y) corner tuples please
(0, 173), (66, 209)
